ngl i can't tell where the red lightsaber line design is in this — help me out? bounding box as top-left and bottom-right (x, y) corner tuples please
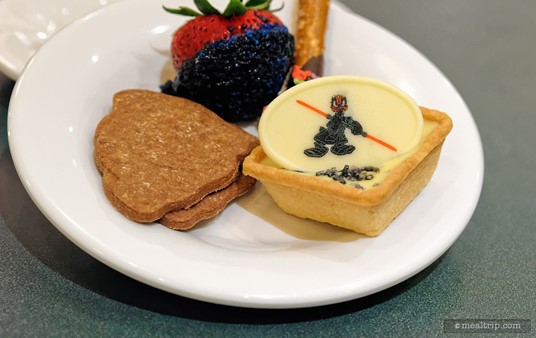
(296, 99), (398, 152)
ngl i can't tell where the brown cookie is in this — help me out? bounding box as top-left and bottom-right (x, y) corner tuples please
(94, 90), (259, 223)
(159, 173), (257, 231)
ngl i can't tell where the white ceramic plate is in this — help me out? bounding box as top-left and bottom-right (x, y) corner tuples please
(0, 0), (123, 80)
(8, 0), (483, 308)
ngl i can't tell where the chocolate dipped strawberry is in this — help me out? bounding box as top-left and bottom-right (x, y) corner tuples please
(161, 0), (294, 122)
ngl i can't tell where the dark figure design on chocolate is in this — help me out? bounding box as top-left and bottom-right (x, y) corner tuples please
(304, 95), (366, 157)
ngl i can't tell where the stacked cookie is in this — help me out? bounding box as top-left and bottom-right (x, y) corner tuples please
(94, 90), (259, 230)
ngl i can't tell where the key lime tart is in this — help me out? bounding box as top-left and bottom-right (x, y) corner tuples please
(243, 76), (453, 236)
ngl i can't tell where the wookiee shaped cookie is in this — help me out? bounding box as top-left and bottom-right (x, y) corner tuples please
(94, 90), (259, 223)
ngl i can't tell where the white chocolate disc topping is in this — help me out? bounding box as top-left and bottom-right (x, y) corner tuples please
(258, 76), (423, 172)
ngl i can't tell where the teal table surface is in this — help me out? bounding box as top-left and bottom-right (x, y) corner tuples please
(1, 0), (535, 336)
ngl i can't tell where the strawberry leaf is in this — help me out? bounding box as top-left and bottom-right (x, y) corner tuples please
(162, 5), (202, 17)
(222, 0), (248, 17)
(193, 0), (221, 15)
(245, 0), (284, 12)
(244, 0), (271, 10)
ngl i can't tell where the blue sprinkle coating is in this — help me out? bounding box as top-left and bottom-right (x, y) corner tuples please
(165, 24), (295, 122)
